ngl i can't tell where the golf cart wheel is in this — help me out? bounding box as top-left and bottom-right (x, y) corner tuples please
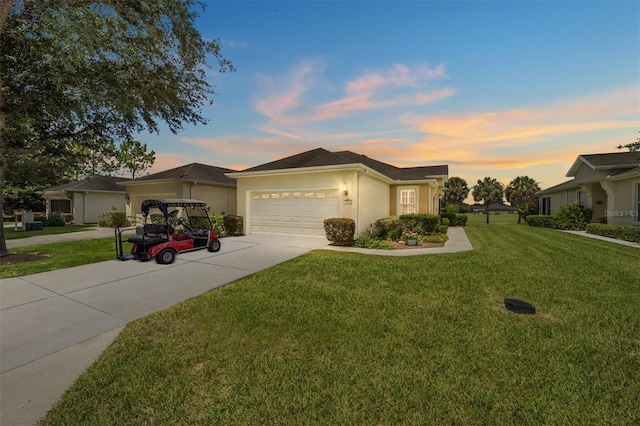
(208, 239), (221, 252)
(156, 249), (176, 265)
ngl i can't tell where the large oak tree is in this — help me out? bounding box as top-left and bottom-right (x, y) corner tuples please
(0, 0), (234, 256)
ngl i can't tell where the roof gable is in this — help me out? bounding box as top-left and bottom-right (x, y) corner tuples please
(43, 176), (128, 193)
(568, 152), (640, 176)
(123, 163), (237, 186)
(238, 148), (448, 182)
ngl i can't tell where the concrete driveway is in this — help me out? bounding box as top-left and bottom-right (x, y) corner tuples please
(0, 234), (328, 426)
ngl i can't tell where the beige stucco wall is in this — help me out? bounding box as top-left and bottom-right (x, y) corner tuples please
(390, 178), (444, 216)
(70, 191), (126, 224)
(572, 163), (608, 184)
(607, 178), (640, 226)
(539, 188), (580, 216)
(124, 181), (236, 220)
(356, 172), (390, 235)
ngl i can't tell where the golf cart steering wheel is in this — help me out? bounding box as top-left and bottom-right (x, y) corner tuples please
(175, 217), (192, 231)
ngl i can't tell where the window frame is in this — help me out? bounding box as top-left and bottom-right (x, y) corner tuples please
(542, 197), (551, 215)
(398, 187), (418, 215)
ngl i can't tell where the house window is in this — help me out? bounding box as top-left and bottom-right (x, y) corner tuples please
(577, 191), (585, 206)
(399, 188), (417, 214)
(51, 199), (71, 213)
(542, 197), (551, 215)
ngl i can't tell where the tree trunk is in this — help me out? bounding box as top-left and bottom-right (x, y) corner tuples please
(517, 214), (522, 224)
(485, 205), (490, 224)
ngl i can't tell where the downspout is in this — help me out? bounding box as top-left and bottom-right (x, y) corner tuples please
(83, 191), (88, 224)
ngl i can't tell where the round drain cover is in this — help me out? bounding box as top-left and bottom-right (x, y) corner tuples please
(504, 298), (536, 314)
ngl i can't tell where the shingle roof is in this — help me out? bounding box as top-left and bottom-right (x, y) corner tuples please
(42, 176), (128, 193)
(239, 148), (448, 181)
(537, 179), (581, 195)
(580, 152), (640, 168)
(123, 163), (237, 186)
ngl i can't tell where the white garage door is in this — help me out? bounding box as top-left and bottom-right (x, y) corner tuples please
(250, 190), (339, 236)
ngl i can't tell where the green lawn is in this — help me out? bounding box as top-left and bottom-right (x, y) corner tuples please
(40, 222), (640, 425)
(1, 238), (127, 278)
(4, 224), (95, 240)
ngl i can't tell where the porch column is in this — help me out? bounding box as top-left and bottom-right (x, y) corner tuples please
(599, 180), (615, 224)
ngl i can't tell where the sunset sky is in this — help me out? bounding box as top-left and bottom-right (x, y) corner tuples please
(136, 1), (639, 193)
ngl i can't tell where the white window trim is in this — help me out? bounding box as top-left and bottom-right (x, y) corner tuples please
(397, 186), (419, 215)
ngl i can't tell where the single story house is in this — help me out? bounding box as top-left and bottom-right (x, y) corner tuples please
(471, 203), (517, 214)
(40, 176), (128, 224)
(537, 152), (640, 225)
(227, 148), (448, 237)
(119, 163), (237, 221)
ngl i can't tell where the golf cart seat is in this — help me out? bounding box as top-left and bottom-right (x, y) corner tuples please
(127, 223), (174, 245)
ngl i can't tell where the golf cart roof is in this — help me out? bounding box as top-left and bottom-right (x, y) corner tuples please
(141, 198), (208, 217)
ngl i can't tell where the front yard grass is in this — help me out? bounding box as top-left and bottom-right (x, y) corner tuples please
(1, 238), (128, 278)
(40, 222), (640, 424)
(4, 224), (95, 240)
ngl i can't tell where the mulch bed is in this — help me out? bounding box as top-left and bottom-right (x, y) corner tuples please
(388, 241), (445, 250)
(0, 253), (50, 265)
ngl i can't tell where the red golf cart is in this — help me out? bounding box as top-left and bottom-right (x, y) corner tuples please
(115, 198), (221, 264)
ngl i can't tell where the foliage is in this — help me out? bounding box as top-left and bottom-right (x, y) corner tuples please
(117, 140), (156, 179)
(398, 213), (440, 234)
(505, 176), (541, 224)
(455, 214), (468, 226)
(400, 230), (421, 242)
(99, 210), (127, 227)
(441, 212), (468, 226)
(2, 185), (45, 212)
(440, 218), (450, 226)
(436, 224), (449, 234)
(617, 131), (640, 152)
(353, 235), (393, 250)
(472, 177), (504, 224)
(553, 201), (593, 230)
(421, 233), (449, 243)
(371, 217), (402, 241)
(525, 215), (555, 228)
(210, 214), (226, 236)
(323, 218), (355, 246)
(69, 134), (119, 179)
(223, 215), (244, 236)
(586, 223), (640, 243)
(42, 212), (65, 227)
(443, 177), (470, 209)
(0, 0), (234, 256)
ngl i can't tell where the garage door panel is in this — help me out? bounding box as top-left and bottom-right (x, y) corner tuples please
(250, 190), (339, 236)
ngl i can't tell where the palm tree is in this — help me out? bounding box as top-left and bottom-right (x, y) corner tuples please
(443, 177), (470, 211)
(505, 176), (541, 224)
(472, 177), (504, 223)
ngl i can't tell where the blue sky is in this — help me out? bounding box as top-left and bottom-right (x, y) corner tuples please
(137, 0), (639, 193)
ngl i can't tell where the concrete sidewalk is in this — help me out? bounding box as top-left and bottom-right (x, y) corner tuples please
(6, 226), (115, 249)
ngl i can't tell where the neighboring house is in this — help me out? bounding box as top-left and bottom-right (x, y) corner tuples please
(537, 152), (640, 225)
(40, 176), (128, 224)
(471, 203), (517, 214)
(119, 163), (237, 221)
(227, 148), (448, 237)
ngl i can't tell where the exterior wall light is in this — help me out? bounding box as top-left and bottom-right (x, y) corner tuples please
(341, 184), (348, 196)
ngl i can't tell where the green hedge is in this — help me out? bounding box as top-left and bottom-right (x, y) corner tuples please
(586, 223), (640, 243)
(398, 213), (440, 234)
(526, 215), (555, 228)
(440, 212), (467, 226)
(553, 201), (593, 230)
(223, 215), (244, 236)
(324, 218), (355, 246)
(99, 210), (127, 227)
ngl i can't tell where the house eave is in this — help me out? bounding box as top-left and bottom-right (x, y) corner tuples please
(227, 164), (372, 179)
(118, 179), (235, 188)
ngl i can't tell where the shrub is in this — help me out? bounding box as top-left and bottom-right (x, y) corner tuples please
(100, 210), (127, 227)
(353, 235), (393, 250)
(324, 218), (355, 246)
(553, 201), (593, 231)
(62, 214), (75, 224)
(422, 234), (449, 244)
(436, 224), (449, 234)
(398, 213), (440, 234)
(43, 212), (65, 227)
(455, 214), (468, 226)
(223, 215), (244, 236)
(372, 217), (402, 241)
(526, 215), (555, 228)
(210, 214), (226, 236)
(586, 223), (640, 243)
(440, 217), (450, 226)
